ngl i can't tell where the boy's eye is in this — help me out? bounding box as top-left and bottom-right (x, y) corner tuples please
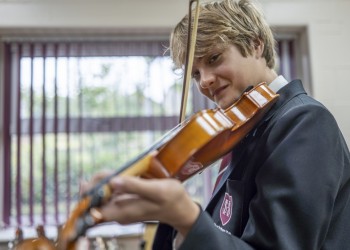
(209, 53), (220, 64)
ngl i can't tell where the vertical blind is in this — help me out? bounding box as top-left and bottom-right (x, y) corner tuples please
(2, 40), (187, 227)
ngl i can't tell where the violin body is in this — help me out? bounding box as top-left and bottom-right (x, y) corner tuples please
(153, 82), (278, 181)
(150, 108), (234, 179)
(12, 226), (56, 250)
(15, 237), (56, 250)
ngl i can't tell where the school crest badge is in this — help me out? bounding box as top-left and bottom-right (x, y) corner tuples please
(220, 192), (232, 226)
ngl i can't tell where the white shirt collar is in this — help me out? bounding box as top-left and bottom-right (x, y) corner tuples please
(268, 75), (288, 93)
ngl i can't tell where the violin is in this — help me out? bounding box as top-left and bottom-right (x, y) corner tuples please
(54, 82), (278, 250)
(14, 82), (278, 250)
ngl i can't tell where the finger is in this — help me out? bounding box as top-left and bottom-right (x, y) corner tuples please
(110, 176), (183, 203)
(100, 188), (200, 230)
(84, 169), (115, 193)
(100, 194), (160, 224)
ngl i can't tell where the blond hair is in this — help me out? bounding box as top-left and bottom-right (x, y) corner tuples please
(170, 0), (276, 69)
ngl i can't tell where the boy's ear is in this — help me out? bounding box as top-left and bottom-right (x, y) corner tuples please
(253, 39), (264, 58)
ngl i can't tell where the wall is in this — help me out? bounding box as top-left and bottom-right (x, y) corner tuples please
(262, 0), (350, 144)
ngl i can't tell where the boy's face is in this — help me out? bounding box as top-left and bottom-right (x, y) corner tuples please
(191, 44), (266, 110)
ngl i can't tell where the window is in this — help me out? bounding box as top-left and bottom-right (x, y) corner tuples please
(1, 40), (191, 226)
(1, 31), (307, 229)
